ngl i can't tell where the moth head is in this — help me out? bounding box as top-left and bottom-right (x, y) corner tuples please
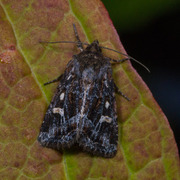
(85, 40), (102, 53)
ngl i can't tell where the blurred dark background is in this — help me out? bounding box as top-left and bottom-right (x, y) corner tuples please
(102, 0), (180, 151)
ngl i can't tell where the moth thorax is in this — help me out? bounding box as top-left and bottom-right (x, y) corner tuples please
(82, 67), (94, 85)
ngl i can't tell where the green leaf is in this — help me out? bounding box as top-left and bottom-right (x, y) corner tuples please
(0, 0), (179, 179)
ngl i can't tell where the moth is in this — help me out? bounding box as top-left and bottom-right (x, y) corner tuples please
(38, 24), (149, 158)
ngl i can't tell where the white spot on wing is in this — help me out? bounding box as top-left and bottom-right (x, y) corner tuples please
(53, 108), (64, 116)
(104, 73), (108, 88)
(67, 74), (72, 80)
(60, 92), (65, 100)
(99, 115), (112, 123)
(105, 101), (110, 109)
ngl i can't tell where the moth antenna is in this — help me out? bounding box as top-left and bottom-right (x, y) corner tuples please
(39, 41), (150, 72)
(39, 40), (89, 45)
(72, 24), (84, 51)
(99, 46), (150, 72)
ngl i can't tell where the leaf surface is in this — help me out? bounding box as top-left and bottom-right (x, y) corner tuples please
(0, 0), (179, 179)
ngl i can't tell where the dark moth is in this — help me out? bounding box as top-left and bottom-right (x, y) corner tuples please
(38, 24), (129, 158)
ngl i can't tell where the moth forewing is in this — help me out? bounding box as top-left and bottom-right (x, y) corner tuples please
(38, 25), (129, 158)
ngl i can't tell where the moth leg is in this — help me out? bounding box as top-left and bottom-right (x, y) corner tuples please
(73, 24), (84, 52)
(111, 58), (129, 63)
(105, 57), (129, 63)
(44, 74), (63, 86)
(114, 82), (130, 101)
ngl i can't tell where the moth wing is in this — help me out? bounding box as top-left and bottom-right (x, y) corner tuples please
(78, 66), (118, 157)
(38, 59), (79, 150)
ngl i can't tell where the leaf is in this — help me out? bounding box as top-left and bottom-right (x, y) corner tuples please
(0, 0), (179, 179)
